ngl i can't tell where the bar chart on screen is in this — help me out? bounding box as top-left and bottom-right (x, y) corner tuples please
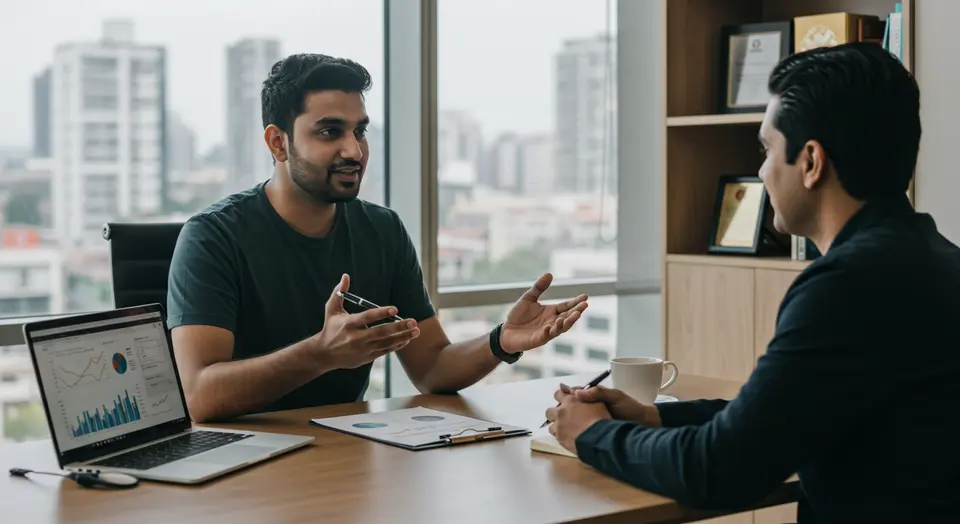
(70, 389), (143, 438)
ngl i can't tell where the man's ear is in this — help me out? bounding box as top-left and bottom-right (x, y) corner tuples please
(800, 140), (826, 190)
(264, 125), (288, 163)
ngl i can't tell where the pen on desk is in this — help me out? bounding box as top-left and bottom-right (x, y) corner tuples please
(337, 290), (405, 322)
(540, 368), (611, 428)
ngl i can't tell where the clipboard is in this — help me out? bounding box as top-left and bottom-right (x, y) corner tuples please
(308, 406), (531, 451)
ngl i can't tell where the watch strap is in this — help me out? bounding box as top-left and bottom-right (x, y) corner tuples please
(489, 323), (520, 364)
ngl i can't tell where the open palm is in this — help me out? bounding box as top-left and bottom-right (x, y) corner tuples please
(499, 273), (589, 354)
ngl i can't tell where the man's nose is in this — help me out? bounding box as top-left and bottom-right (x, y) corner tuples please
(341, 136), (363, 161)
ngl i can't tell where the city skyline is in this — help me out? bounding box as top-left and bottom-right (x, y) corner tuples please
(0, 2), (624, 440)
(1, 0), (615, 152)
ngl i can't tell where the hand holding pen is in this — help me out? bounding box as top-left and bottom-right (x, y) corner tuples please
(312, 274), (419, 370)
(540, 369), (610, 428)
(337, 290), (405, 323)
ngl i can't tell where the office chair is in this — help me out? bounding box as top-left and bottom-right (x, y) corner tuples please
(102, 222), (184, 309)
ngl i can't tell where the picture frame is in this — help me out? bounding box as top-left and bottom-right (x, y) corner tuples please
(707, 175), (769, 256)
(720, 21), (793, 114)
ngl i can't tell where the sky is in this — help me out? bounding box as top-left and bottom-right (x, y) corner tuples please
(0, 0), (615, 153)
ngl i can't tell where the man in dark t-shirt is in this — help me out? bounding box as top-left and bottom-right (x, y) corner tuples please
(166, 53), (589, 423)
(168, 184), (435, 412)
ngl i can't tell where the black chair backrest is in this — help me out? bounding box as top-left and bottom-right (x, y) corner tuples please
(102, 222), (184, 309)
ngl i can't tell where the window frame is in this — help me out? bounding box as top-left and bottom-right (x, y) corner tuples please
(385, 0), (663, 397)
(389, 0), (662, 307)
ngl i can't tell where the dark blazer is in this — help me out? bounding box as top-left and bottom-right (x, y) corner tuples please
(575, 195), (960, 523)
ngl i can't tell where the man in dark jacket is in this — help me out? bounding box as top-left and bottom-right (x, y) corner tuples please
(546, 42), (960, 523)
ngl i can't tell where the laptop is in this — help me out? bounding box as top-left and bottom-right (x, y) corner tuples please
(22, 303), (314, 484)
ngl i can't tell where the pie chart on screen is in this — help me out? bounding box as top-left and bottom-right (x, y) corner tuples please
(112, 352), (127, 375)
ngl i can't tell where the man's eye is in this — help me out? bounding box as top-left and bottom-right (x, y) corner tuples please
(356, 128), (368, 138)
(318, 128), (341, 138)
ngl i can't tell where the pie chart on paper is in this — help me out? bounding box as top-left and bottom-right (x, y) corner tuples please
(352, 422), (388, 429)
(411, 415), (445, 421)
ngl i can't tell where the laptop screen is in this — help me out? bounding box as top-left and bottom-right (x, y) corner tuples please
(27, 305), (190, 463)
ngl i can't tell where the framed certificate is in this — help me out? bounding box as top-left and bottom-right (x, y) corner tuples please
(720, 22), (792, 114)
(708, 175), (769, 255)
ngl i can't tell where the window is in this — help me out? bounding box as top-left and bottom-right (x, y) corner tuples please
(423, 296), (617, 391)
(514, 365), (543, 381)
(587, 347), (610, 362)
(436, 0), (618, 288)
(0, 1), (386, 444)
(585, 315), (611, 332)
(386, 0), (663, 398)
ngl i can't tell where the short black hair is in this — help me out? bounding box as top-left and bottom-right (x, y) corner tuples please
(261, 53), (372, 136)
(768, 42), (920, 200)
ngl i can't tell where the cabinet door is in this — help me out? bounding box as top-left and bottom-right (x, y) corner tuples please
(666, 263), (755, 383)
(753, 269), (800, 361)
(753, 269), (801, 524)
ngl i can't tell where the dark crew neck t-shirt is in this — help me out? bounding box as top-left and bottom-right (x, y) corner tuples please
(166, 182), (436, 412)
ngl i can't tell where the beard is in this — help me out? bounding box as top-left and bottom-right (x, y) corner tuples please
(288, 143), (363, 204)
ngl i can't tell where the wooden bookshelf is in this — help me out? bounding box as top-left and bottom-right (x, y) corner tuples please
(666, 254), (811, 271)
(666, 113), (764, 127)
(659, 1), (914, 522)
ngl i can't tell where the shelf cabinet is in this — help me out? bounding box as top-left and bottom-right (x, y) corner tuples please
(666, 263), (757, 383)
(665, 263), (802, 381)
(660, 0), (913, 520)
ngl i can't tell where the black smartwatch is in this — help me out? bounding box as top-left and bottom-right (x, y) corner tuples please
(489, 323), (520, 364)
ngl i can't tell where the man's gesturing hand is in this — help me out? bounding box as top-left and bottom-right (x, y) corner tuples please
(311, 274), (420, 370)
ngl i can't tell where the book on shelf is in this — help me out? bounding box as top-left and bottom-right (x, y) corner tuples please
(795, 12), (883, 52)
(791, 235), (821, 261)
(793, 11), (891, 52)
(882, 3), (903, 61)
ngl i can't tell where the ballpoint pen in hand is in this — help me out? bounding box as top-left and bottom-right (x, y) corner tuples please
(337, 290), (405, 322)
(540, 368), (611, 428)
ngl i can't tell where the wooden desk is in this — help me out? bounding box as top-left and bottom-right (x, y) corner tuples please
(0, 374), (797, 524)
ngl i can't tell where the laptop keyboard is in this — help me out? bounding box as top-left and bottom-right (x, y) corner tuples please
(90, 430), (254, 470)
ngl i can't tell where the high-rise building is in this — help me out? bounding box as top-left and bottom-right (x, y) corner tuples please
(438, 110), (483, 174)
(165, 112), (198, 207)
(482, 133), (555, 196)
(0, 230), (65, 316)
(226, 38), (281, 193)
(554, 34), (617, 194)
(32, 68), (52, 159)
(519, 134), (556, 195)
(51, 19), (167, 246)
(166, 112), (196, 175)
(483, 134), (521, 191)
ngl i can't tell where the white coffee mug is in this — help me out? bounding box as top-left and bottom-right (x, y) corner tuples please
(610, 357), (679, 404)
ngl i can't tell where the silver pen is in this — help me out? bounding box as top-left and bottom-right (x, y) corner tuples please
(336, 290), (404, 322)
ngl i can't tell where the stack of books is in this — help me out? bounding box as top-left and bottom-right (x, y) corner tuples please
(882, 3), (904, 61)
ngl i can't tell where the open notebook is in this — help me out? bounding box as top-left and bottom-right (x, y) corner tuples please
(530, 427), (577, 458)
(531, 396), (680, 458)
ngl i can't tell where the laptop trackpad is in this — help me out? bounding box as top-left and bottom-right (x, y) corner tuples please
(193, 444), (274, 465)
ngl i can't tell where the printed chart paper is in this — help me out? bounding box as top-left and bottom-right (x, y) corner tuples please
(311, 406), (528, 449)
